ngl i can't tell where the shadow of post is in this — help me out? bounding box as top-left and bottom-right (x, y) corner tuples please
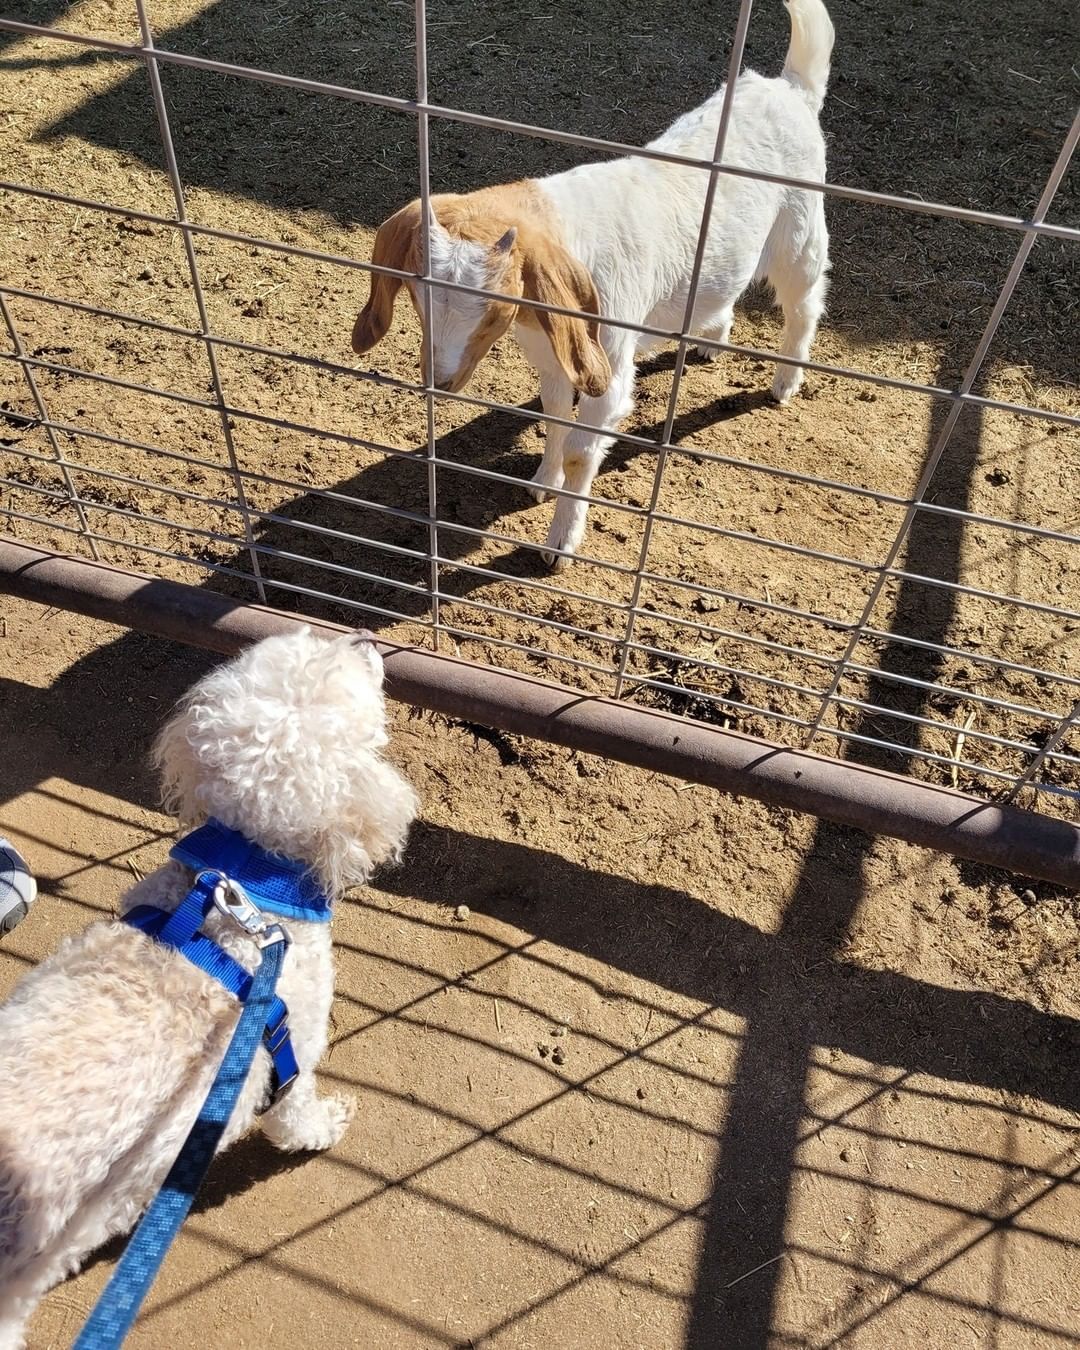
(684, 363), (988, 1346)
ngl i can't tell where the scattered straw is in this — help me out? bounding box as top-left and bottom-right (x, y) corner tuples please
(950, 709), (977, 788)
(725, 1252), (786, 1288)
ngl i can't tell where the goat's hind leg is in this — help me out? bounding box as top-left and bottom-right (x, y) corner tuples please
(768, 214), (829, 405)
(691, 308), (734, 363)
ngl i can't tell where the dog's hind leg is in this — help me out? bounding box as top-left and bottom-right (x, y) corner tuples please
(0, 1118), (195, 1348)
(0, 1298), (32, 1350)
(0, 1153), (51, 1348)
(0, 1237), (92, 1350)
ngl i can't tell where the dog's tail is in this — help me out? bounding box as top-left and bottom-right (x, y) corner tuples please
(781, 0), (834, 113)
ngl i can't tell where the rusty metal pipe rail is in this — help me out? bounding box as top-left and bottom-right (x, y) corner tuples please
(2, 537), (1078, 888)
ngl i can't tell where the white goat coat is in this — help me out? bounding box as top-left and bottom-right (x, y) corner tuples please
(537, 70), (828, 350)
(519, 61), (830, 565)
(352, 0), (835, 568)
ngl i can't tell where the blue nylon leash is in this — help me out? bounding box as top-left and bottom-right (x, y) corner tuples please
(72, 932), (288, 1350)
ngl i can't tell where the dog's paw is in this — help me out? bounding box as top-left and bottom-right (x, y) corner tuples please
(692, 343), (720, 363)
(297, 1094), (355, 1150)
(269, 1094), (355, 1152)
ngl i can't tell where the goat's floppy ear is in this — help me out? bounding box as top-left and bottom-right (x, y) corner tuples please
(522, 240), (611, 397)
(351, 203), (420, 354)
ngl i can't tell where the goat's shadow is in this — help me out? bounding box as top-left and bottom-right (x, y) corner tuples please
(139, 380), (772, 635)
(0, 378), (767, 817)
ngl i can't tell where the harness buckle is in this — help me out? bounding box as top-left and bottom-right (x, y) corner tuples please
(195, 871), (293, 950)
(257, 922), (290, 951)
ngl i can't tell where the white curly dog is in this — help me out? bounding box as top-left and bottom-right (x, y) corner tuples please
(0, 628), (418, 1349)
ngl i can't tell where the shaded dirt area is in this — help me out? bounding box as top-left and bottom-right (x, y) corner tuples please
(2, 600), (1080, 1349)
(1, 0), (1080, 1345)
(0, 0), (1078, 798)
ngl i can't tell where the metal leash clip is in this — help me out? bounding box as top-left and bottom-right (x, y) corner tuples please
(199, 870), (290, 949)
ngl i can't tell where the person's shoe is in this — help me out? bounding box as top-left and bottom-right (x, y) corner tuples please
(0, 838), (36, 935)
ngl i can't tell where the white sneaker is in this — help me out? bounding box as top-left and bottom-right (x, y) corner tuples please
(0, 838), (36, 935)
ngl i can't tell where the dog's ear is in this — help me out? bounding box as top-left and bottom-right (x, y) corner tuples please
(351, 202), (421, 354)
(521, 238), (611, 397)
(152, 698), (202, 825)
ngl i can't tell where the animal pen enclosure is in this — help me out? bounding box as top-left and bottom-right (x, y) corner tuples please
(1, 0), (1080, 1345)
(0, 0), (1078, 845)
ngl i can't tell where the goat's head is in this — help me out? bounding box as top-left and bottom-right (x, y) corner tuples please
(351, 191), (611, 398)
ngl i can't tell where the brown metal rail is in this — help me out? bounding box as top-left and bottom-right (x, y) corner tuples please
(2, 536), (1078, 888)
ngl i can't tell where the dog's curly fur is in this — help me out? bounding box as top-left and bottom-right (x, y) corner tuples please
(0, 629), (418, 1348)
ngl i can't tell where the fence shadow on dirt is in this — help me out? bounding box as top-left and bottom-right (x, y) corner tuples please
(2, 401), (1078, 1345)
(3, 0), (1079, 1344)
(8, 339), (1066, 1350)
(25, 803), (1080, 1342)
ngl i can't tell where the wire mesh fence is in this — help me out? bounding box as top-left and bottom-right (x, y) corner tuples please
(1, 0), (1078, 814)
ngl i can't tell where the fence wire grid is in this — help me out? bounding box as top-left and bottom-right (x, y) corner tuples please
(1, 0), (1079, 813)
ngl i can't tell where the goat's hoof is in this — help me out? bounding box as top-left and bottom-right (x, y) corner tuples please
(528, 470), (563, 504)
(770, 372), (802, 405)
(541, 547), (572, 573)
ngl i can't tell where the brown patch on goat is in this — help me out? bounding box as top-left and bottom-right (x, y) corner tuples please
(351, 182), (610, 397)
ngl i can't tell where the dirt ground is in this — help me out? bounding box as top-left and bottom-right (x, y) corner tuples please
(1, 0), (1080, 1345)
(1, 0), (1079, 797)
(3, 599), (1080, 1350)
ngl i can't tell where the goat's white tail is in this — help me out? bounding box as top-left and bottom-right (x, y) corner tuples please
(781, 0), (834, 112)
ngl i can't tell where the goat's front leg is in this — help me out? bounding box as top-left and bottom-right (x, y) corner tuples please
(528, 367), (575, 503)
(542, 345), (636, 571)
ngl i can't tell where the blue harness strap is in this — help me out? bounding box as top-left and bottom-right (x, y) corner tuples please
(124, 902), (299, 1104)
(170, 819), (332, 923)
(72, 935), (288, 1350)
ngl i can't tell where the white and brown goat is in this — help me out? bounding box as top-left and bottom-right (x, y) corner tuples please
(353, 0), (834, 569)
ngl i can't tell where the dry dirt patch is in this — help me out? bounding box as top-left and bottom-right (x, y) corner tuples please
(1, 0), (1079, 1344)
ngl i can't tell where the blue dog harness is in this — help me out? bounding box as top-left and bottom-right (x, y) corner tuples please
(122, 818), (332, 1106)
(72, 821), (336, 1348)
(172, 816), (333, 923)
